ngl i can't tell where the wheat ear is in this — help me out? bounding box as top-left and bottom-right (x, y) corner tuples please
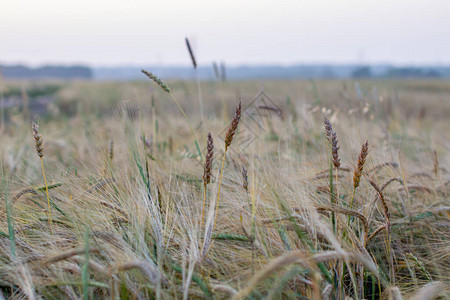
(201, 133), (214, 227)
(323, 116), (340, 168)
(350, 140), (369, 209)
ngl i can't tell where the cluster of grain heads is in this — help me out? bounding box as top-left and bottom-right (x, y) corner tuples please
(31, 121), (52, 231)
(323, 116), (340, 168)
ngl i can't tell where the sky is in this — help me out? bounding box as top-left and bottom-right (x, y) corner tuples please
(1, 0), (450, 67)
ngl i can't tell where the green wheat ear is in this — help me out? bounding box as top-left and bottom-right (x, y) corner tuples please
(141, 69), (170, 93)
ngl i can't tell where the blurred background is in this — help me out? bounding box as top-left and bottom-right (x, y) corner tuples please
(1, 0), (450, 80)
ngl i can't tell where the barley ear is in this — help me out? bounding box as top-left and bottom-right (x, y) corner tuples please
(32, 122), (44, 157)
(203, 133), (214, 187)
(353, 140), (369, 189)
(323, 116), (340, 168)
(225, 101), (242, 150)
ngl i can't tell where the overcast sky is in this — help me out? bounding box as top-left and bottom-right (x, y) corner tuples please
(1, 0), (449, 67)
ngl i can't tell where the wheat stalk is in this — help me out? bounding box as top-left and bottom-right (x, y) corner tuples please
(141, 69), (202, 160)
(185, 37), (204, 122)
(368, 178), (394, 284)
(207, 101), (241, 256)
(32, 122), (53, 232)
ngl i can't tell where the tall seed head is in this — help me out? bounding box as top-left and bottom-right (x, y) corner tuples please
(185, 37), (197, 69)
(203, 133), (214, 186)
(323, 116), (340, 168)
(109, 139), (114, 161)
(225, 101), (242, 150)
(353, 140), (369, 189)
(242, 166), (248, 192)
(32, 122), (44, 158)
(368, 179), (390, 220)
(323, 116), (333, 142)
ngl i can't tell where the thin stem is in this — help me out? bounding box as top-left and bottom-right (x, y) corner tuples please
(41, 157), (53, 233)
(347, 189), (357, 227)
(349, 189), (356, 210)
(335, 168), (339, 205)
(335, 167), (339, 232)
(201, 185), (207, 228)
(195, 69), (204, 123)
(346, 260), (359, 300)
(329, 160), (336, 233)
(3, 168), (16, 258)
(213, 150), (227, 229)
(246, 190), (255, 276)
(169, 93), (203, 162)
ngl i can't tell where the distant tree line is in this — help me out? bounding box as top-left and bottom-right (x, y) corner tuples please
(352, 66), (445, 79)
(1, 64), (449, 80)
(0, 65), (92, 79)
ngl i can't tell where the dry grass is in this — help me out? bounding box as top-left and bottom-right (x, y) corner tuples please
(0, 78), (448, 299)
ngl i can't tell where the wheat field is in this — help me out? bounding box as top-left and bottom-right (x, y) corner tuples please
(0, 77), (448, 299)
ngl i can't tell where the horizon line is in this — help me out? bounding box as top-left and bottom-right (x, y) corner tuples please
(1, 61), (450, 69)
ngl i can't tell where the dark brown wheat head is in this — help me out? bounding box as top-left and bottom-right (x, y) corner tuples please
(225, 101), (242, 150)
(203, 133), (214, 187)
(353, 140), (369, 189)
(323, 116), (340, 168)
(185, 37), (197, 69)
